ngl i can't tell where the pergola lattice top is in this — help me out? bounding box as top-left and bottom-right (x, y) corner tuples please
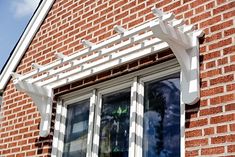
(12, 8), (204, 137)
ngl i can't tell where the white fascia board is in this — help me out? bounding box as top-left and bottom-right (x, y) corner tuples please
(0, 0), (55, 91)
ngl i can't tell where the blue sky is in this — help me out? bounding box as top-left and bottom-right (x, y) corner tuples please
(0, 0), (40, 72)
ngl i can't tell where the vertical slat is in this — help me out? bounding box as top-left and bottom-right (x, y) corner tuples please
(57, 104), (67, 157)
(136, 80), (144, 157)
(87, 89), (96, 157)
(92, 93), (102, 157)
(129, 77), (138, 157)
(51, 99), (63, 157)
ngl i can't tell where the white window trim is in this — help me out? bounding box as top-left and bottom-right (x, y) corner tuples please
(52, 59), (184, 157)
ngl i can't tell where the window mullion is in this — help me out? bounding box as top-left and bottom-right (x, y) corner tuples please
(129, 77), (138, 157)
(87, 89), (97, 157)
(92, 92), (102, 157)
(51, 99), (63, 157)
(58, 102), (68, 157)
(136, 80), (144, 157)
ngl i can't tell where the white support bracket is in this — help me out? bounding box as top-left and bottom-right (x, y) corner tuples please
(150, 8), (204, 105)
(12, 76), (53, 137)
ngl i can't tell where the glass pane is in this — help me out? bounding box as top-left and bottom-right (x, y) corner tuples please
(99, 88), (131, 157)
(143, 74), (180, 157)
(63, 99), (90, 157)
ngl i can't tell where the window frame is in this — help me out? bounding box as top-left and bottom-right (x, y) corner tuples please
(52, 59), (184, 157)
(138, 71), (183, 157)
(93, 82), (132, 157)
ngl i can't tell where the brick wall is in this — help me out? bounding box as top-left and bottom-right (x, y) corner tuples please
(0, 0), (234, 156)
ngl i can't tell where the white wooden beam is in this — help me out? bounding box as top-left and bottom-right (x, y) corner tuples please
(114, 25), (126, 34)
(82, 39), (94, 48)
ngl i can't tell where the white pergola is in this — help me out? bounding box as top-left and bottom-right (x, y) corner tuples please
(12, 8), (204, 137)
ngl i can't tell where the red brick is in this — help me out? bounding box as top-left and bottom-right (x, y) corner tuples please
(201, 69), (222, 78)
(185, 150), (199, 157)
(190, 0), (208, 8)
(200, 106), (223, 116)
(205, 32), (222, 42)
(186, 139), (208, 147)
(205, 60), (216, 68)
(128, 18), (144, 28)
(195, 6), (204, 14)
(231, 55), (235, 62)
(224, 28), (235, 37)
(191, 12), (211, 23)
(209, 38), (232, 50)
(204, 127), (214, 135)
(223, 9), (235, 19)
(224, 64), (235, 73)
(211, 135), (226, 144)
(201, 146), (224, 155)
(225, 103), (235, 112)
(210, 74), (234, 86)
(185, 129), (202, 138)
(228, 145), (235, 153)
(227, 134), (235, 142)
(205, 1), (215, 9)
(218, 57), (228, 66)
(186, 118), (208, 128)
(210, 114), (235, 124)
(230, 124), (235, 131)
(164, 1), (181, 12)
(26, 151), (36, 156)
(213, 1), (235, 15)
(216, 125), (228, 133)
(210, 20), (233, 32)
(184, 10), (193, 18)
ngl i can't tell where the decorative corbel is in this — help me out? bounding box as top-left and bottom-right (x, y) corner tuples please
(12, 74), (53, 137)
(150, 8), (204, 105)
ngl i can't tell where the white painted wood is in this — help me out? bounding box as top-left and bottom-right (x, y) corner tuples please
(19, 21), (153, 81)
(32, 63), (42, 70)
(171, 19), (184, 28)
(40, 39), (165, 87)
(64, 93), (92, 106)
(92, 92), (102, 157)
(51, 99), (63, 157)
(29, 32), (155, 84)
(82, 39), (94, 48)
(114, 25), (126, 34)
(129, 77), (138, 157)
(87, 89), (96, 157)
(11, 8), (204, 137)
(136, 80), (144, 157)
(55, 52), (67, 60)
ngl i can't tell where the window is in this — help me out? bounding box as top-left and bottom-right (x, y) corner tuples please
(63, 99), (90, 157)
(53, 62), (183, 157)
(143, 74), (180, 157)
(99, 88), (130, 157)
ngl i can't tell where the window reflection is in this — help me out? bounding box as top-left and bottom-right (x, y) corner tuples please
(99, 88), (131, 157)
(63, 99), (90, 157)
(143, 74), (180, 157)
